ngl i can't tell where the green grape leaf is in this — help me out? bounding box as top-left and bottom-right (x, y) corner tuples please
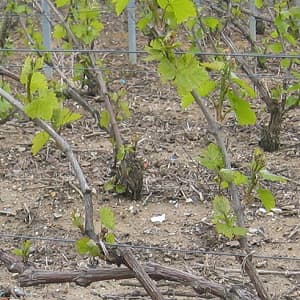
(115, 184), (126, 193)
(287, 82), (300, 93)
(221, 181), (229, 189)
(227, 91), (256, 125)
(86, 239), (101, 257)
(232, 226), (248, 237)
(25, 99), (54, 120)
(20, 57), (34, 85)
(158, 58), (176, 81)
(257, 188), (276, 211)
(117, 145), (125, 161)
(255, 0), (264, 9)
(25, 90), (58, 120)
(230, 74), (256, 98)
(138, 13), (152, 31)
(215, 222), (234, 238)
(281, 58), (292, 69)
(198, 80), (217, 97)
(0, 98), (13, 119)
(32, 131), (50, 155)
(105, 232), (116, 244)
(286, 96), (300, 108)
(112, 0), (130, 15)
(219, 169), (249, 185)
(100, 110), (111, 129)
(199, 143), (225, 171)
(145, 39), (166, 61)
(268, 42), (283, 54)
(76, 237), (100, 257)
(181, 93), (194, 109)
(52, 107), (82, 130)
(32, 31), (43, 47)
(259, 169), (288, 183)
(271, 30), (278, 38)
(13, 5), (28, 13)
(30, 72), (48, 93)
(100, 207), (115, 230)
(213, 195), (231, 216)
(201, 61), (225, 71)
(76, 237), (90, 254)
(175, 54), (208, 93)
(53, 24), (66, 39)
(55, 0), (70, 7)
(104, 181), (115, 191)
(12, 249), (23, 257)
(119, 100), (131, 118)
(34, 57), (45, 70)
(170, 0), (196, 24)
(71, 211), (84, 230)
(203, 17), (219, 31)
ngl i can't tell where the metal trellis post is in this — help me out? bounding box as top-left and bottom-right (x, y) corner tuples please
(41, 0), (53, 78)
(249, 0), (257, 42)
(127, 0), (137, 64)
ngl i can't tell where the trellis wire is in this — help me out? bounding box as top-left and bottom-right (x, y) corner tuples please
(0, 62), (298, 80)
(0, 232), (300, 262)
(0, 47), (300, 59)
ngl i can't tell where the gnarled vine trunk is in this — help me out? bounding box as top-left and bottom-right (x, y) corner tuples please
(259, 104), (283, 152)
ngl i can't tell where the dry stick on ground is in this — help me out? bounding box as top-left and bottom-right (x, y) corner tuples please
(0, 249), (259, 300)
(0, 88), (96, 240)
(191, 90), (271, 300)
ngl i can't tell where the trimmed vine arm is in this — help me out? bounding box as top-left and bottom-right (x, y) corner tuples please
(0, 88), (96, 240)
(0, 247), (258, 299)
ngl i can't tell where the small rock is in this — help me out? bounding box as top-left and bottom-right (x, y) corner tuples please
(249, 227), (259, 234)
(163, 257), (171, 263)
(271, 208), (282, 214)
(256, 208), (267, 216)
(17, 146), (26, 152)
(281, 205), (295, 210)
(151, 214), (166, 223)
(185, 198), (193, 203)
(128, 206), (138, 215)
(256, 261), (267, 268)
(12, 286), (26, 297)
(184, 212), (192, 217)
(226, 240), (240, 247)
(53, 213), (63, 220)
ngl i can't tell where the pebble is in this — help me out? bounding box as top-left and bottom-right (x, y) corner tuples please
(256, 208), (267, 216)
(151, 213), (166, 223)
(271, 208), (282, 214)
(226, 240), (240, 247)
